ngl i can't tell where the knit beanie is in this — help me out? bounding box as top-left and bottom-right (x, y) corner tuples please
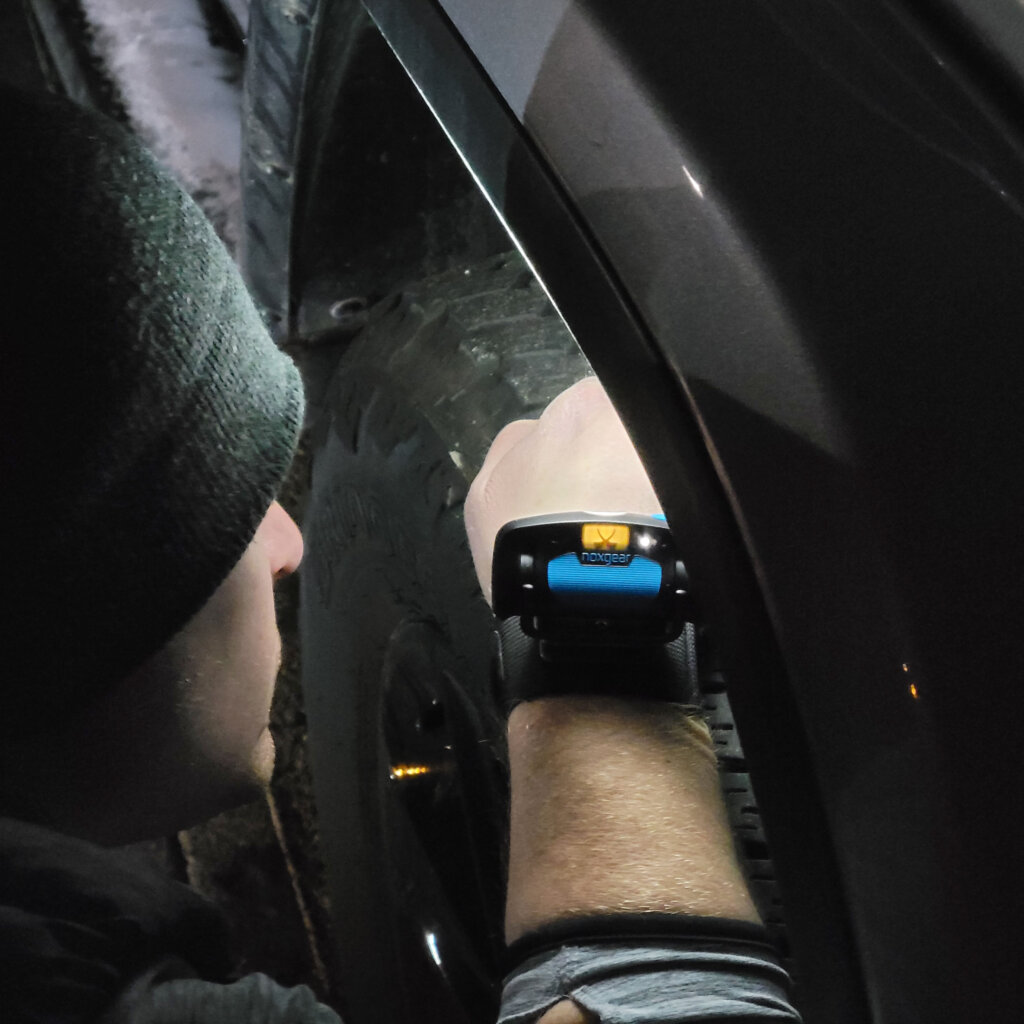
(0, 86), (304, 735)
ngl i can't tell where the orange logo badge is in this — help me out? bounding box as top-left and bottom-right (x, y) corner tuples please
(581, 523), (631, 551)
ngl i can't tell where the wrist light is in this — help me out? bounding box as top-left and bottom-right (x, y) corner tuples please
(492, 512), (693, 648)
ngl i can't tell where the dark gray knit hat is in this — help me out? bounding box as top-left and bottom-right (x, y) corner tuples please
(1, 86), (304, 734)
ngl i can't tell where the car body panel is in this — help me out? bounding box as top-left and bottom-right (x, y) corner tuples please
(362, 1), (1024, 1020)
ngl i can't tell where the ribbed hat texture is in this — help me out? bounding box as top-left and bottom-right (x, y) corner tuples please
(1, 86), (304, 734)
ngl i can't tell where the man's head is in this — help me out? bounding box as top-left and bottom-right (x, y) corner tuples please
(0, 86), (305, 842)
(0, 499), (303, 844)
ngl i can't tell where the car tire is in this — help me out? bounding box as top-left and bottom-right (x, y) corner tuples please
(299, 251), (591, 1024)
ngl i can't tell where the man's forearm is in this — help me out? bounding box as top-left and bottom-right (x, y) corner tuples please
(467, 382), (795, 1022)
(504, 695), (759, 942)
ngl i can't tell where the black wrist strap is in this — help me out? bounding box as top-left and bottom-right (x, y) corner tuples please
(496, 617), (700, 710)
(504, 913), (777, 976)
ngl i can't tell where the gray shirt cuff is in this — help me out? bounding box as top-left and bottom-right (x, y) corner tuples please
(498, 942), (802, 1023)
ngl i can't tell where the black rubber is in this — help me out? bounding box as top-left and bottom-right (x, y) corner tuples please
(698, 650), (789, 961)
(240, 0), (324, 339)
(300, 251), (591, 1024)
(308, 251), (593, 478)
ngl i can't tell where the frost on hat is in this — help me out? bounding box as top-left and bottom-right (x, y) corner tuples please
(0, 86), (304, 732)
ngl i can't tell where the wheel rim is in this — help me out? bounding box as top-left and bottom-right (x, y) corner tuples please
(380, 619), (506, 1017)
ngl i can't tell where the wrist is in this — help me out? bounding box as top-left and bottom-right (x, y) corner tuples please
(507, 695), (714, 762)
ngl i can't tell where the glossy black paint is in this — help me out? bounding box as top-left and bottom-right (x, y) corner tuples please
(361, 1), (1024, 1021)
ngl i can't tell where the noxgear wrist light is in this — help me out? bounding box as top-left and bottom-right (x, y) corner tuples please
(491, 513), (700, 707)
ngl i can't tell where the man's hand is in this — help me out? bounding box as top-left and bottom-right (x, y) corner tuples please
(465, 377), (661, 604)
